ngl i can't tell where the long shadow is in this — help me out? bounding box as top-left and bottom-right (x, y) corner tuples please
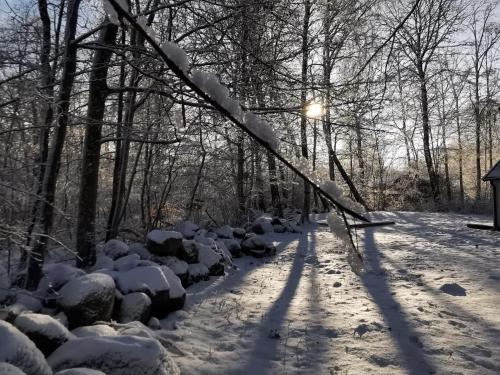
(185, 232), (301, 308)
(233, 228), (312, 374)
(361, 226), (436, 375)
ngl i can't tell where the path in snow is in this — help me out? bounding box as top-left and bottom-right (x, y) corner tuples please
(161, 212), (500, 374)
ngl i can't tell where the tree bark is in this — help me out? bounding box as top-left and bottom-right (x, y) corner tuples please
(75, 20), (118, 268)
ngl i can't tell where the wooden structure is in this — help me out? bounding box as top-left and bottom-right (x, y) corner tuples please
(468, 160), (500, 231)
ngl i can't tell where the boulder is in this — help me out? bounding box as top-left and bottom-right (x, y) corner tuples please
(270, 217), (283, 226)
(187, 263), (210, 284)
(14, 293), (42, 313)
(55, 369), (106, 375)
(114, 266), (170, 318)
(118, 292), (151, 324)
(173, 221), (199, 239)
(58, 273), (115, 329)
(0, 363), (27, 375)
(92, 254), (114, 271)
(102, 239), (130, 260)
(273, 224), (286, 233)
(177, 240), (198, 263)
(151, 256), (189, 286)
(221, 239), (242, 258)
(284, 221), (301, 233)
(215, 225), (233, 239)
(251, 217), (274, 234)
(48, 335), (180, 375)
(72, 324), (117, 338)
(241, 236), (276, 258)
(197, 243), (224, 276)
(128, 243), (151, 260)
(0, 320), (52, 375)
(232, 227), (246, 239)
(159, 267), (186, 312)
(113, 254), (141, 272)
(14, 313), (73, 356)
(37, 263), (85, 298)
(146, 230), (183, 256)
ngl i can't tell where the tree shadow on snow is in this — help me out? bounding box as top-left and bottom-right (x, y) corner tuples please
(361, 227), (436, 375)
(234, 228), (317, 374)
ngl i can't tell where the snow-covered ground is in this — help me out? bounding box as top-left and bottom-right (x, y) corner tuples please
(162, 211), (500, 374)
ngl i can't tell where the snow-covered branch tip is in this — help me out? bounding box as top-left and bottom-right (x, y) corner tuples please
(102, 0), (280, 152)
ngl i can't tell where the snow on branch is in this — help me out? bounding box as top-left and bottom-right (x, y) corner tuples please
(103, 0), (369, 222)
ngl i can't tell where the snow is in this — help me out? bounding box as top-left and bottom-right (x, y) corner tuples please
(157, 256), (188, 276)
(113, 253), (141, 271)
(115, 266), (169, 295)
(173, 221), (199, 239)
(55, 368), (106, 375)
(158, 212), (500, 375)
(244, 112), (279, 150)
(71, 325), (117, 338)
(14, 312), (73, 341)
(161, 42), (189, 74)
(159, 266), (185, 299)
(187, 263), (209, 278)
(37, 263), (85, 295)
(215, 225), (233, 239)
(128, 243), (151, 260)
(147, 230), (182, 244)
(196, 243), (221, 268)
(48, 335), (180, 375)
(0, 320), (52, 375)
(0, 363), (26, 375)
(59, 273), (115, 308)
(102, 239), (130, 260)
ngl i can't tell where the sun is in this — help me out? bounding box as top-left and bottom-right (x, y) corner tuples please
(305, 101), (324, 119)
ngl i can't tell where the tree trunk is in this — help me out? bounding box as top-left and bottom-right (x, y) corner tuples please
(75, 20), (118, 268)
(25, 0), (82, 289)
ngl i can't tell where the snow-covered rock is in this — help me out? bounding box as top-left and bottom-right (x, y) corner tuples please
(187, 263), (209, 284)
(159, 266), (186, 312)
(177, 240), (198, 263)
(114, 266), (171, 318)
(128, 243), (151, 260)
(14, 313), (73, 356)
(92, 254), (114, 271)
(232, 227), (246, 239)
(197, 243), (224, 276)
(118, 292), (151, 324)
(14, 293), (42, 313)
(221, 238), (242, 258)
(58, 273), (115, 328)
(48, 335), (180, 375)
(214, 240), (233, 263)
(173, 221), (199, 239)
(241, 236), (276, 258)
(71, 324), (117, 338)
(55, 368), (106, 375)
(115, 266), (168, 296)
(215, 225), (233, 239)
(102, 239), (130, 260)
(0, 363), (26, 375)
(0, 320), (52, 375)
(113, 253), (141, 271)
(37, 263), (85, 298)
(146, 230), (183, 256)
(251, 216), (274, 234)
(148, 317), (161, 330)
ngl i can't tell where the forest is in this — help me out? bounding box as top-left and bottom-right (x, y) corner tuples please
(0, 0), (500, 374)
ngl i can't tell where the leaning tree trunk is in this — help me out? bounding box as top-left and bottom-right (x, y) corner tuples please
(75, 20), (118, 268)
(25, 0), (82, 289)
